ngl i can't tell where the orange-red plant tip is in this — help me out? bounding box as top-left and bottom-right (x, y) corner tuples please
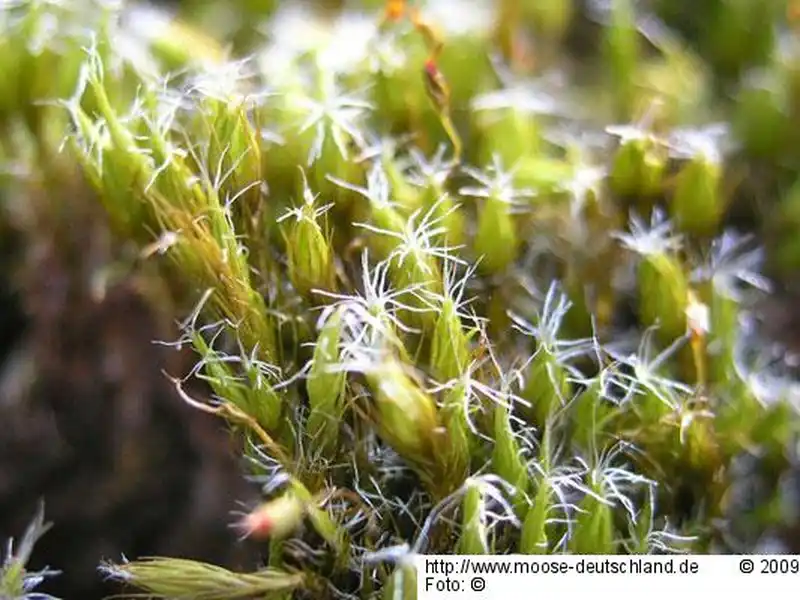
(233, 494), (306, 541)
(385, 0), (406, 22)
(424, 58), (437, 76)
(423, 58), (450, 109)
(237, 508), (274, 540)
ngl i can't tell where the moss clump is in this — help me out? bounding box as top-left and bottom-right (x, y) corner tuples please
(3, 1), (800, 599)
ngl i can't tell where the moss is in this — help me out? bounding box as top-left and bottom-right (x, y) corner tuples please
(3, 1), (800, 598)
